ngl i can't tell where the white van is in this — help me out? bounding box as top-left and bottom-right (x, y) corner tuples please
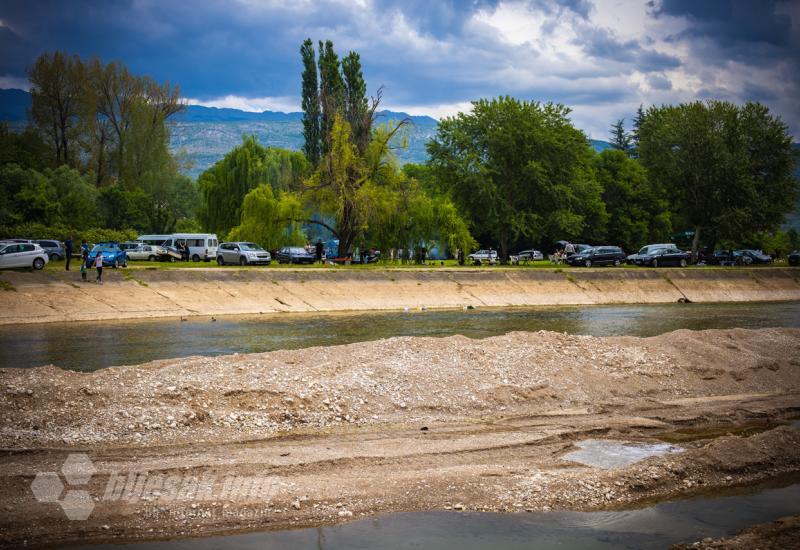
(137, 233), (219, 262)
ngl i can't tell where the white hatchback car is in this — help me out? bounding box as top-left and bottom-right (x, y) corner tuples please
(0, 242), (49, 270)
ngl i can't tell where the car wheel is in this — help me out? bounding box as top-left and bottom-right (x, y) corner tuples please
(49, 253), (58, 261)
(192, 254), (201, 262)
(148, 255), (156, 262)
(680, 258), (687, 268)
(652, 259), (659, 268)
(122, 259), (127, 268)
(613, 259), (620, 267)
(217, 256), (225, 266)
(33, 257), (45, 270)
(113, 258), (120, 269)
(170, 256), (176, 263)
(584, 259), (592, 267)
(239, 257), (247, 266)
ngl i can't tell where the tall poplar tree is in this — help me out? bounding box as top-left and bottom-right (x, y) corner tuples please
(342, 51), (370, 154)
(317, 40), (344, 156)
(300, 39), (321, 165)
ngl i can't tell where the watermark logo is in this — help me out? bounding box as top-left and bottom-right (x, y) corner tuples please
(31, 453), (97, 520)
(31, 453), (282, 521)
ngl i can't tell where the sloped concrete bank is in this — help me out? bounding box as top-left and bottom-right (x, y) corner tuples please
(0, 267), (798, 325)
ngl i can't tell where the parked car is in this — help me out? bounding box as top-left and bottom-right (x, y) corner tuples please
(468, 249), (498, 265)
(32, 240), (65, 261)
(736, 249), (773, 265)
(710, 250), (751, 266)
(638, 247), (691, 267)
(119, 242), (160, 261)
(789, 250), (800, 266)
(626, 243), (676, 264)
(517, 249), (544, 262)
(276, 246), (315, 264)
(0, 242), (48, 270)
(566, 246), (626, 267)
(88, 243), (128, 268)
(217, 242), (272, 265)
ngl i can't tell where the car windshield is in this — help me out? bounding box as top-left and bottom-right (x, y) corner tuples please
(91, 244), (117, 253)
(289, 247), (306, 253)
(240, 243), (263, 251)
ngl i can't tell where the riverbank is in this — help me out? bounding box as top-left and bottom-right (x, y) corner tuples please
(1, 266), (799, 325)
(1, 328), (799, 547)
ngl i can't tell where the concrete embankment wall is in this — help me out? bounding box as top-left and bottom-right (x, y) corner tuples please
(1, 267), (798, 325)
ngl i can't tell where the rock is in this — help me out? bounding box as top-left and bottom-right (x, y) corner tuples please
(337, 510), (353, 517)
(453, 503), (465, 510)
(291, 500), (301, 510)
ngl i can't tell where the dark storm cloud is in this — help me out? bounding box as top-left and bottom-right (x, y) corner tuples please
(581, 27), (681, 72)
(0, 0), (797, 137)
(654, 0), (797, 65)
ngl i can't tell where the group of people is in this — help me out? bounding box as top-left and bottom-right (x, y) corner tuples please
(551, 242), (577, 264)
(62, 237), (105, 283)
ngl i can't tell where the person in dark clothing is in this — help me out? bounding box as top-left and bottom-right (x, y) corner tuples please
(64, 237), (73, 271)
(80, 242), (89, 281)
(315, 240), (324, 264)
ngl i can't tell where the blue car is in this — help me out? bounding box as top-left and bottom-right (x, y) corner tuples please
(87, 242), (128, 268)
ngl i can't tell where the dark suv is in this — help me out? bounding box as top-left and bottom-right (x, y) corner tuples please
(567, 246), (626, 267)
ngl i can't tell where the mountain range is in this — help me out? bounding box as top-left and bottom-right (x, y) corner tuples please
(1, 88), (611, 177)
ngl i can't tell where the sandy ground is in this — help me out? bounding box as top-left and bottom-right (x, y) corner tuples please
(1, 328), (800, 547)
(2, 266), (799, 324)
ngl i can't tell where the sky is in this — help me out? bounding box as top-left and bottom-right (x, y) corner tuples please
(0, 0), (798, 139)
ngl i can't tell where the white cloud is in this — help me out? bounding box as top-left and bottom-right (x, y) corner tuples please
(187, 95), (300, 113)
(0, 74), (30, 90)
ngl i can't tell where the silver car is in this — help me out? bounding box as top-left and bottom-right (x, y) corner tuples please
(0, 242), (49, 270)
(119, 242), (160, 261)
(217, 242), (272, 265)
(34, 240), (66, 261)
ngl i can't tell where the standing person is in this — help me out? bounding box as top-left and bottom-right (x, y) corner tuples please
(94, 251), (104, 284)
(80, 242), (89, 282)
(64, 236), (73, 271)
(564, 242), (575, 257)
(315, 240), (324, 264)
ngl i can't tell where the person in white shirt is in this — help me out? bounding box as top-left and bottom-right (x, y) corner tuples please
(94, 253), (104, 283)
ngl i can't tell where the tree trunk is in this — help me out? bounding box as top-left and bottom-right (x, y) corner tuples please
(499, 236), (508, 264)
(691, 226), (701, 262)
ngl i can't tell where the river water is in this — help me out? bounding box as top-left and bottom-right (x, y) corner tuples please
(2, 301), (799, 371)
(81, 482), (800, 549)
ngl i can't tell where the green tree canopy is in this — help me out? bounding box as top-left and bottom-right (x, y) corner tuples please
(594, 149), (670, 252)
(639, 100), (798, 255)
(427, 96), (606, 259)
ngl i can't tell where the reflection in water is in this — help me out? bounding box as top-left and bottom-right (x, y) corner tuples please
(81, 483), (800, 549)
(1, 301), (799, 371)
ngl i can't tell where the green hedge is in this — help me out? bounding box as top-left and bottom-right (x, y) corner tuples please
(0, 223), (139, 244)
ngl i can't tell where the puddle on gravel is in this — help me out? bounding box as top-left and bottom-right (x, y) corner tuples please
(77, 483), (800, 549)
(562, 439), (684, 469)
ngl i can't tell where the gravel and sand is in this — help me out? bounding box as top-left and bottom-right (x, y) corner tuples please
(1, 327), (799, 547)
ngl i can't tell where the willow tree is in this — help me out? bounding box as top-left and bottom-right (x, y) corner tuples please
(227, 185), (306, 250)
(197, 136), (311, 235)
